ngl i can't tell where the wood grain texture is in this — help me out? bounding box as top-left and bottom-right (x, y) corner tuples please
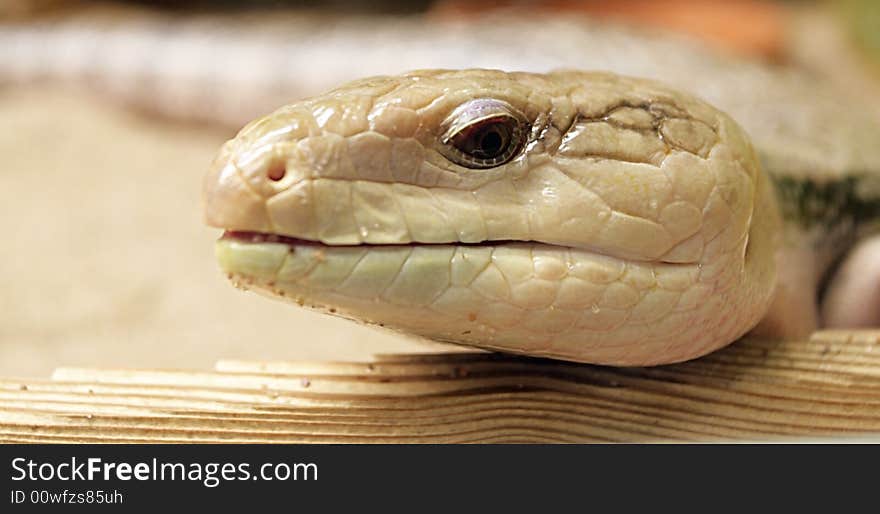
(1, 330), (879, 443)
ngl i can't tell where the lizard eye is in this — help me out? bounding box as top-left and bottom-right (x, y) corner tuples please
(439, 99), (527, 169)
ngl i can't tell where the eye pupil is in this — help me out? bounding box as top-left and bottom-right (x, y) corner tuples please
(477, 127), (505, 158)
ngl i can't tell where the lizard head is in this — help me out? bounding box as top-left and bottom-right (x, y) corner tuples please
(203, 69), (779, 365)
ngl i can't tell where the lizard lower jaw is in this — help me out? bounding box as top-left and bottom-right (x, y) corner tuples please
(211, 231), (748, 366)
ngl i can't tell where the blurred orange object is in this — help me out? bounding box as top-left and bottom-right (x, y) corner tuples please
(431, 0), (789, 60)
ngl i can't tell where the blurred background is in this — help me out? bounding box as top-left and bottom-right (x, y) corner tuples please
(1, 0), (878, 378)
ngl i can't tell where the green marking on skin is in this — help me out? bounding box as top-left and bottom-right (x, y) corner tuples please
(772, 174), (880, 230)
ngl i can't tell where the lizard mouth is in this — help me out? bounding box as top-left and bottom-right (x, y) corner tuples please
(221, 230), (553, 249)
(218, 231), (704, 268)
(223, 231), (333, 247)
(219, 231), (707, 269)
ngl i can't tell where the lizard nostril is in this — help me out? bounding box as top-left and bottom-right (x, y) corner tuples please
(266, 164), (286, 182)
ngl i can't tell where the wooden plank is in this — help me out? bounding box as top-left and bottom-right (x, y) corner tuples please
(1, 332), (880, 443)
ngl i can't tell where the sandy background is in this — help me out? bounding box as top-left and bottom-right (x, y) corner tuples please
(0, 85), (451, 378)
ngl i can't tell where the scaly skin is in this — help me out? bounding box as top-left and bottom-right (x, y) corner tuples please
(203, 70), (781, 365)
